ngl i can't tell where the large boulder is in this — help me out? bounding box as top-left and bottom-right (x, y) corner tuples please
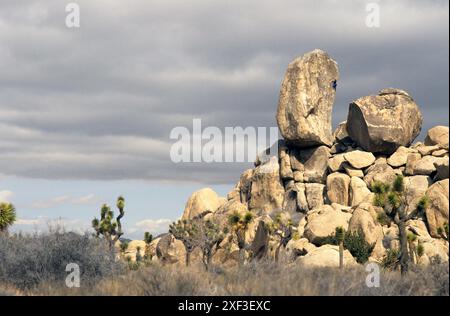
(182, 188), (224, 220)
(434, 157), (449, 181)
(425, 179), (449, 238)
(424, 126), (449, 149)
(296, 244), (358, 268)
(326, 172), (350, 206)
(304, 205), (352, 244)
(214, 200), (250, 229)
(346, 88), (423, 154)
(304, 183), (326, 210)
(420, 239), (449, 263)
(294, 183), (309, 213)
(289, 146), (330, 183)
(413, 156), (444, 176)
(348, 204), (383, 246)
(156, 234), (186, 264)
(327, 153), (346, 173)
(387, 146), (418, 168)
(248, 156), (285, 214)
(227, 169), (254, 203)
(405, 153), (422, 176)
(403, 176), (432, 214)
(349, 176), (373, 207)
(249, 217), (273, 260)
(344, 150), (376, 169)
(286, 238), (317, 257)
(363, 163), (396, 187)
(276, 49), (339, 147)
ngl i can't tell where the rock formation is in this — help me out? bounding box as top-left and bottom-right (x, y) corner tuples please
(276, 49), (339, 147)
(346, 88), (423, 154)
(155, 49), (449, 268)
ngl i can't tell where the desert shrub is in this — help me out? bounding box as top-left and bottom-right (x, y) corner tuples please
(316, 230), (374, 264)
(0, 230), (124, 289)
(344, 230), (375, 264)
(381, 248), (400, 270)
(376, 211), (391, 226)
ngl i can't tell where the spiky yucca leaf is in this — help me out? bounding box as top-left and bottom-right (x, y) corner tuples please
(116, 196), (125, 210)
(392, 175), (404, 193)
(144, 231), (153, 244)
(228, 212), (241, 226)
(335, 226), (345, 243)
(407, 232), (417, 242)
(0, 203), (16, 232)
(417, 242), (425, 258)
(416, 196), (429, 212)
(243, 211), (254, 225)
(387, 192), (400, 209)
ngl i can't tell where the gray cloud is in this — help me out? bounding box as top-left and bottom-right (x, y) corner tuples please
(0, 0), (448, 184)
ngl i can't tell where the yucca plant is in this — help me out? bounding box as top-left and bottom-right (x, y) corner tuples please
(228, 210), (254, 266)
(135, 246), (142, 263)
(92, 196), (126, 250)
(196, 219), (225, 271)
(119, 241), (129, 254)
(143, 231), (154, 262)
(371, 175), (429, 275)
(0, 203), (16, 234)
(269, 213), (296, 262)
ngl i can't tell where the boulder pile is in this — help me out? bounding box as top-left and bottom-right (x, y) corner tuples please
(155, 49), (449, 268)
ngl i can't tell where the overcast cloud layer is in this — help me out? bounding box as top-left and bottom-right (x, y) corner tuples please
(0, 0), (448, 185)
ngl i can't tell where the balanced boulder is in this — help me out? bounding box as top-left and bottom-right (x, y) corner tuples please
(346, 88), (423, 154)
(277, 49), (339, 147)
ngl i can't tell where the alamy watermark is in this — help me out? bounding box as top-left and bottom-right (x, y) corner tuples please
(65, 3), (80, 28)
(65, 263), (80, 288)
(170, 119), (279, 164)
(365, 2), (381, 28)
(365, 262), (380, 288)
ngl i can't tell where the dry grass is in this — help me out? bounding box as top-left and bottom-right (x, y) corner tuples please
(8, 261), (448, 296)
(1, 231), (448, 296)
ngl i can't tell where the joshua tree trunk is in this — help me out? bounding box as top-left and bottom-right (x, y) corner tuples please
(408, 241), (416, 265)
(185, 250), (191, 267)
(238, 248), (246, 267)
(397, 219), (410, 275)
(202, 252), (213, 271)
(275, 243), (282, 263)
(339, 241), (344, 269)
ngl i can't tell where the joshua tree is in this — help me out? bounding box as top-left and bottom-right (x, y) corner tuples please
(119, 240), (129, 255)
(92, 196), (126, 250)
(196, 219), (226, 271)
(371, 175), (429, 275)
(335, 226), (345, 269)
(268, 213), (295, 262)
(407, 232), (418, 264)
(0, 202), (16, 234)
(228, 211), (254, 266)
(135, 246), (142, 263)
(169, 219), (199, 266)
(143, 231), (154, 261)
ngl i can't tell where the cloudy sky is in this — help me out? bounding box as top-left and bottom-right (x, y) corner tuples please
(0, 0), (448, 238)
